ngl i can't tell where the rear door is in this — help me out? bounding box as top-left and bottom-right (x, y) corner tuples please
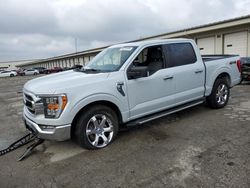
(0, 71), (7, 77)
(1, 71), (10, 77)
(163, 43), (205, 105)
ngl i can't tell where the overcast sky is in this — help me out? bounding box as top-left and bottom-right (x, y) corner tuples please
(0, 0), (249, 61)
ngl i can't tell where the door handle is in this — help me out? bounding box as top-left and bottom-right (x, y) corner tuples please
(195, 70), (204, 74)
(163, 76), (174, 80)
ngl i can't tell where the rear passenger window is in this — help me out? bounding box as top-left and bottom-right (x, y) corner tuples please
(164, 43), (197, 67)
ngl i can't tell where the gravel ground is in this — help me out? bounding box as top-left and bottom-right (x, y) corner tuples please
(0, 75), (249, 188)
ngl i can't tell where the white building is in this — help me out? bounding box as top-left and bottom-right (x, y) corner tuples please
(19, 15), (250, 69)
(0, 59), (39, 70)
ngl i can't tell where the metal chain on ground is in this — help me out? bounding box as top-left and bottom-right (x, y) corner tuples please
(0, 133), (36, 156)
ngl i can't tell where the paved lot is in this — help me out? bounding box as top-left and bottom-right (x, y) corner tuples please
(0, 75), (249, 188)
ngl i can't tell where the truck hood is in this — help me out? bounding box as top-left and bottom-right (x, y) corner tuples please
(24, 70), (109, 94)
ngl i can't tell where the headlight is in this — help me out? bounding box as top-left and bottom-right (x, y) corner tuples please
(39, 94), (67, 119)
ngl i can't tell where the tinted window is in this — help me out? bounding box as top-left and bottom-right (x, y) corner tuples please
(128, 45), (164, 77)
(164, 43), (197, 67)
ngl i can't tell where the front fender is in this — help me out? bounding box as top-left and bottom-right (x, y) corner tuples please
(69, 93), (129, 123)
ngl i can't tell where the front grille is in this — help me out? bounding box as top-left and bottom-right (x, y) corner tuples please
(24, 93), (35, 114)
(24, 93), (44, 115)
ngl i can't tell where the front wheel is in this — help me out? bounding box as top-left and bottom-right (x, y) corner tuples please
(206, 78), (230, 109)
(75, 105), (119, 149)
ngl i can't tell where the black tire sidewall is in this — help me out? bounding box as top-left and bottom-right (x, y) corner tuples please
(207, 78), (230, 108)
(75, 105), (118, 149)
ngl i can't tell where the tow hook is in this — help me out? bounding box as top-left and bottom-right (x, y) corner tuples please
(0, 132), (44, 161)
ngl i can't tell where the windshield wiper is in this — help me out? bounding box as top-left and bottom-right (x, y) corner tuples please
(80, 68), (101, 73)
(73, 67), (82, 72)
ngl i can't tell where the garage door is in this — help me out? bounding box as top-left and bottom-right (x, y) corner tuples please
(197, 37), (215, 55)
(224, 31), (247, 57)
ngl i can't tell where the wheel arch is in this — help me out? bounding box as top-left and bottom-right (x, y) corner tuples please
(206, 70), (232, 96)
(71, 100), (123, 138)
(215, 72), (231, 85)
(206, 74), (231, 109)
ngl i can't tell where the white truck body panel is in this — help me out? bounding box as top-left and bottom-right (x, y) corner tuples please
(22, 39), (241, 141)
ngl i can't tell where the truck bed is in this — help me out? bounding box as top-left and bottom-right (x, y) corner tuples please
(202, 55), (238, 62)
(203, 54), (241, 97)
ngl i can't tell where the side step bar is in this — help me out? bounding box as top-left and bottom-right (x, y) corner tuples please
(126, 99), (205, 127)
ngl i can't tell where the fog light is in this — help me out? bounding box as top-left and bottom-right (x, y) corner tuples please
(39, 125), (55, 130)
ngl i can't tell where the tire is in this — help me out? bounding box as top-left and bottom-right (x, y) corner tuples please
(34, 72), (37, 75)
(75, 105), (119, 150)
(10, 74), (14, 77)
(206, 78), (230, 109)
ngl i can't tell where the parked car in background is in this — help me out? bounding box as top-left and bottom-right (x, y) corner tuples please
(16, 69), (25, 76)
(24, 69), (39, 76)
(45, 67), (63, 74)
(34, 67), (46, 74)
(0, 70), (17, 77)
(241, 57), (250, 82)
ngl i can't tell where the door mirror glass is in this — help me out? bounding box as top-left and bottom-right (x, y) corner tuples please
(127, 66), (148, 79)
(127, 45), (164, 79)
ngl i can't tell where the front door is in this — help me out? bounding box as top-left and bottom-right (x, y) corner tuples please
(126, 45), (176, 120)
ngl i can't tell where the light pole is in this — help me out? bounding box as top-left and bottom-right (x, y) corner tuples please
(75, 38), (78, 53)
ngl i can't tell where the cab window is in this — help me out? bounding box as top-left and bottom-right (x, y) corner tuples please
(164, 43), (197, 67)
(129, 45), (165, 77)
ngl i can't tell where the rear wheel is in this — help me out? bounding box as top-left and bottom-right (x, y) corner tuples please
(34, 72), (37, 75)
(75, 105), (118, 149)
(206, 78), (230, 108)
(10, 74), (14, 77)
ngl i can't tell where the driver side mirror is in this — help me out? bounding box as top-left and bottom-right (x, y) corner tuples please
(127, 66), (148, 80)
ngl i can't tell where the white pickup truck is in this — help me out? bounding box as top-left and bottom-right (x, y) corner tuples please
(22, 39), (241, 149)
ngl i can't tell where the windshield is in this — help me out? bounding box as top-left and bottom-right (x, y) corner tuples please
(81, 46), (137, 72)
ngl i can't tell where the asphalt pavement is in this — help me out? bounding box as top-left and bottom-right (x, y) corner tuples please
(0, 75), (249, 188)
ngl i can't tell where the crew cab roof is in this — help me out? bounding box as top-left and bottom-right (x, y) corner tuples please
(109, 38), (193, 48)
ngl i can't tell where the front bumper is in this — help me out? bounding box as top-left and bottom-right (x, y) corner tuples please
(23, 114), (71, 141)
